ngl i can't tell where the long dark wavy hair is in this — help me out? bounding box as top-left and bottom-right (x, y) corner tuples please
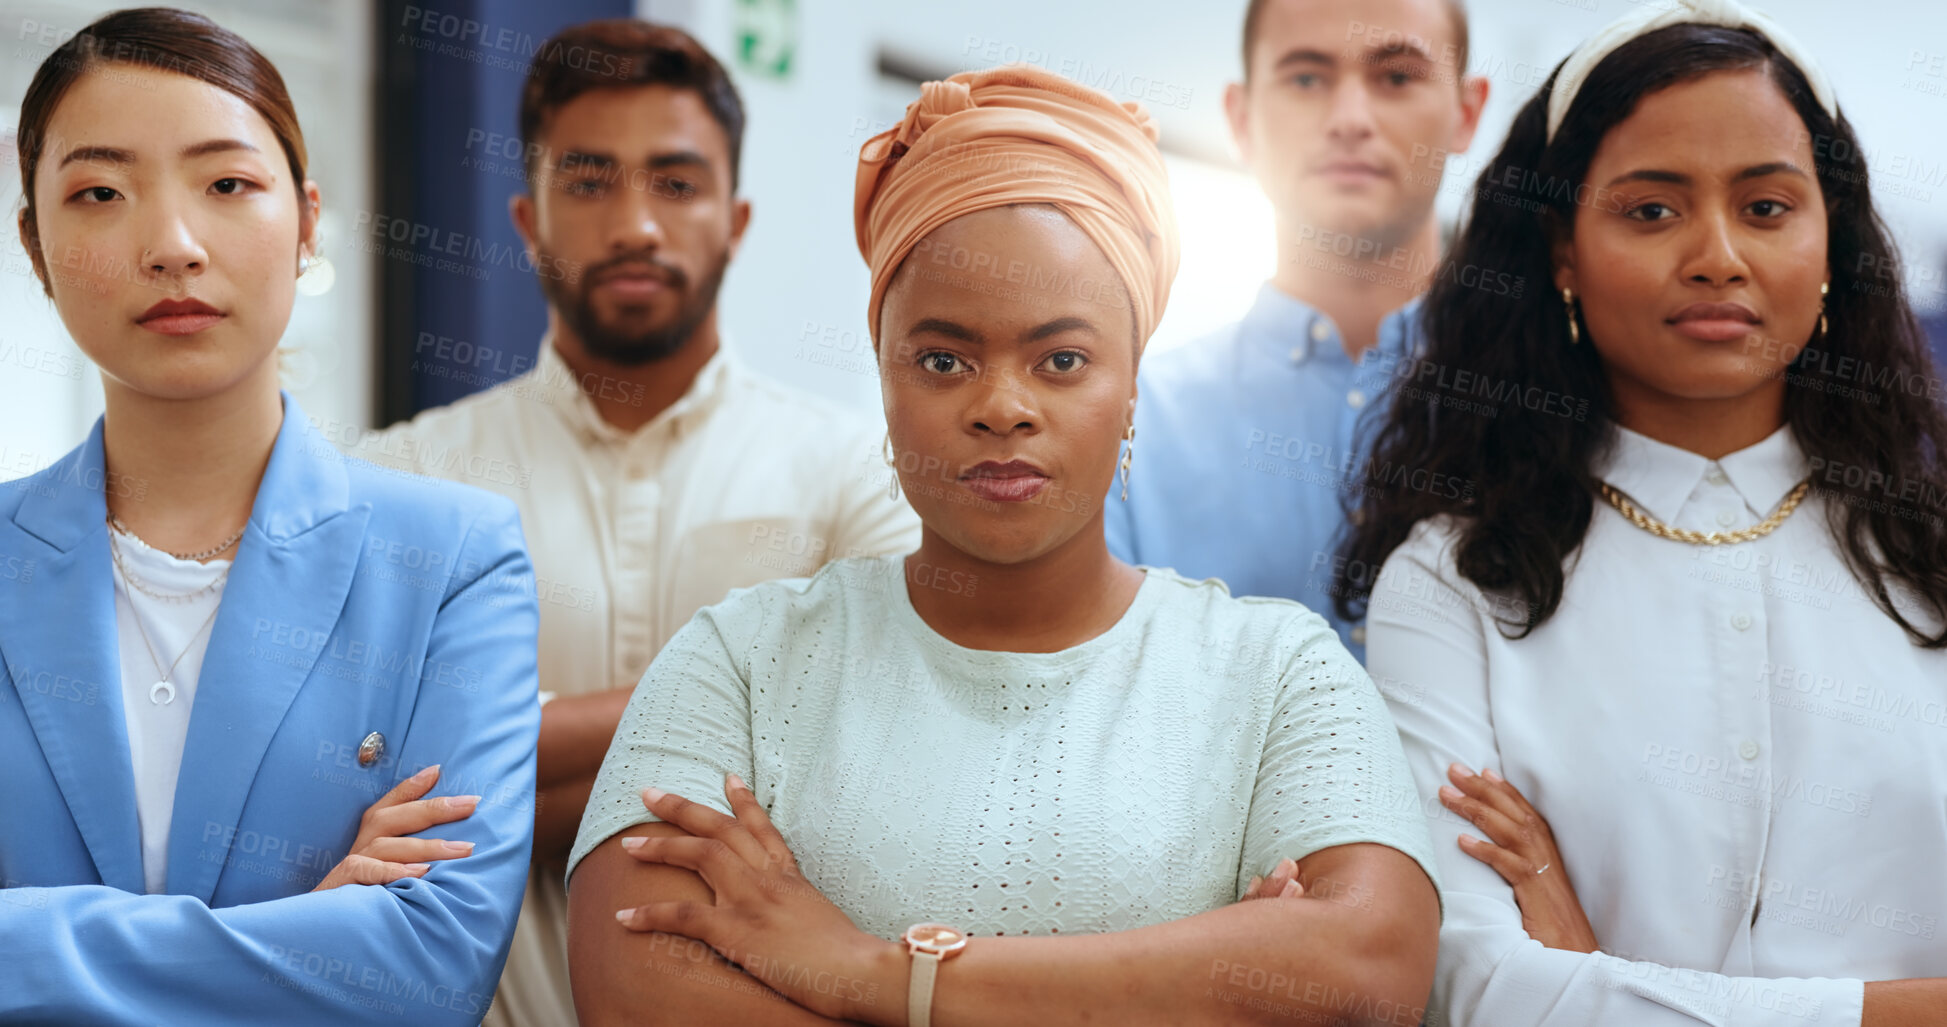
(1335, 23), (1947, 646)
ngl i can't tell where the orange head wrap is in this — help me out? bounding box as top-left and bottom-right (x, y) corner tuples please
(853, 65), (1179, 352)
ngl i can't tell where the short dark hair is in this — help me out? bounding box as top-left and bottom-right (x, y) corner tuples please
(517, 19), (744, 189)
(1241, 0), (1471, 83)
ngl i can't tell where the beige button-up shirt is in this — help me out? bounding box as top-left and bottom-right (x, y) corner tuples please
(350, 337), (920, 1027)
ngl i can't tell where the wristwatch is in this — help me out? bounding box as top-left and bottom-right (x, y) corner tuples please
(902, 922), (968, 1027)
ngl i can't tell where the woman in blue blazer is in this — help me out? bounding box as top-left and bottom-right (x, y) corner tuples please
(1, 9), (538, 1024)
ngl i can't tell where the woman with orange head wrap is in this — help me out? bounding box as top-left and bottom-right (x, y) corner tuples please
(567, 66), (1441, 1027)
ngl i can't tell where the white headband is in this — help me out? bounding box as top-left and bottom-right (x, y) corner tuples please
(1546, 0), (1837, 143)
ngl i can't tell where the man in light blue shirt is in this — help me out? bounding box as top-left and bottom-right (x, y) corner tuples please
(1109, 0), (1488, 660)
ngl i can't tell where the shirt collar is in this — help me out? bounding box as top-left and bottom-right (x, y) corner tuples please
(1595, 422), (1809, 524)
(535, 334), (737, 447)
(1238, 282), (1416, 368)
(1717, 424), (1811, 516)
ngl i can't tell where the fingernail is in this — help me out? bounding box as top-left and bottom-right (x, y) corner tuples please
(414, 764), (439, 780)
(1458, 834), (1477, 846)
(1448, 762), (1472, 777)
(614, 908), (635, 922)
(1278, 858), (1297, 876)
(447, 795), (482, 809)
(621, 837), (645, 852)
(1439, 785), (1462, 800)
(406, 863), (432, 874)
(442, 840), (473, 853)
(727, 773), (748, 791)
(1281, 880), (1300, 898)
(643, 787), (666, 803)
(1483, 768), (1504, 782)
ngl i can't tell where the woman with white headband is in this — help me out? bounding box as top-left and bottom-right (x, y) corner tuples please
(1337, 0), (1947, 1023)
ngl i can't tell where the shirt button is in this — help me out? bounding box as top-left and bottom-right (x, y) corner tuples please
(1738, 739), (1760, 760)
(1731, 612), (1753, 631)
(1716, 510), (1737, 527)
(1350, 625), (1367, 646)
(1347, 389), (1367, 409)
(1310, 320), (1330, 343)
(1707, 467), (1729, 486)
(1288, 346), (1307, 365)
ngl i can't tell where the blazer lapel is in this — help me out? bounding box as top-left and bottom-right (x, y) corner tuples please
(1, 420), (145, 893)
(166, 396), (371, 902)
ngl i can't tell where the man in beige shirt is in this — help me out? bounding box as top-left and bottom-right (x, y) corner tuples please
(346, 20), (918, 1026)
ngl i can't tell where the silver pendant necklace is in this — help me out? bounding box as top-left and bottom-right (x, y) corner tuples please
(109, 527), (228, 705)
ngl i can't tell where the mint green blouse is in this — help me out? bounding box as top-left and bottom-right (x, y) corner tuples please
(569, 555), (1439, 940)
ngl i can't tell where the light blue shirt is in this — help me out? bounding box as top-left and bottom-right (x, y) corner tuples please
(1107, 284), (1422, 662)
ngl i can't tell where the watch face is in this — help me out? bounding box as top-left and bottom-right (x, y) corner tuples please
(906, 923), (969, 954)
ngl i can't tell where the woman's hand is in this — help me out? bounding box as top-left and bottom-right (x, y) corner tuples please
(614, 774), (896, 1022)
(1439, 762), (1599, 953)
(312, 764), (481, 891)
(1241, 857), (1306, 901)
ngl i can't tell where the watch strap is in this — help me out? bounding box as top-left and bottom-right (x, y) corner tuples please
(908, 947), (943, 1027)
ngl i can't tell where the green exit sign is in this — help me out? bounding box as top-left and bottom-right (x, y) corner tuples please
(736, 0), (796, 79)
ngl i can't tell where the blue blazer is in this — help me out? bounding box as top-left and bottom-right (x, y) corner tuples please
(0, 396), (540, 1026)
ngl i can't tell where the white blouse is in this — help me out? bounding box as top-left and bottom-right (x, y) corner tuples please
(109, 530), (230, 895)
(1368, 424), (1947, 1027)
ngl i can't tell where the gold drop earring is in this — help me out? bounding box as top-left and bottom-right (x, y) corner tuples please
(1561, 287), (1580, 345)
(1118, 424), (1136, 502)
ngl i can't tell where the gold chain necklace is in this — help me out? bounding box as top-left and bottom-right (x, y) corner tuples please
(110, 527), (230, 603)
(1598, 478), (1813, 545)
(109, 510), (244, 562)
